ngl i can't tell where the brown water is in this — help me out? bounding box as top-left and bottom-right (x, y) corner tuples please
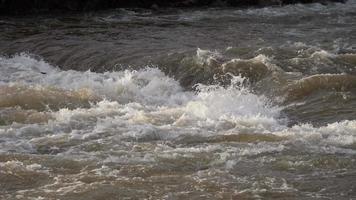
(1, 1), (356, 199)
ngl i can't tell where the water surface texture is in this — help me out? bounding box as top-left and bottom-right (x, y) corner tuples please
(1, 1), (356, 199)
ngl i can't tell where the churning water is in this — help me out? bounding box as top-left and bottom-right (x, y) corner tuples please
(1, 1), (356, 199)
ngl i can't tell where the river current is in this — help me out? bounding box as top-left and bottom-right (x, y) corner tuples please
(1, 1), (356, 199)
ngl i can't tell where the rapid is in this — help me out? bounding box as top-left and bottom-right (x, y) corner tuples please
(1, 1), (356, 199)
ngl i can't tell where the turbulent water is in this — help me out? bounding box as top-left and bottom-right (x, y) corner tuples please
(1, 1), (356, 199)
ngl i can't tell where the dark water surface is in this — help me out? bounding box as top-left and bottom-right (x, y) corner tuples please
(1, 1), (356, 199)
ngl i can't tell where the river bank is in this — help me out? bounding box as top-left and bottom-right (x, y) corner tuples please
(0, 0), (347, 15)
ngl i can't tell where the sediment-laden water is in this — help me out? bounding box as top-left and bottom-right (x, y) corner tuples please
(1, 1), (356, 199)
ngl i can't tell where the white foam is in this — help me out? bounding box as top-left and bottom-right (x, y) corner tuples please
(184, 75), (281, 132)
(278, 121), (356, 147)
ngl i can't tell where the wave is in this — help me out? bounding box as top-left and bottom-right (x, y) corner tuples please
(0, 53), (356, 163)
(158, 49), (283, 88)
(222, 54), (282, 83)
(338, 53), (356, 66)
(0, 54), (279, 129)
(0, 85), (98, 111)
(2, 51), (356, 127)
(0, 108), (52, 125)
(0, 53), (191, 106)
(285, 74), (356, 101)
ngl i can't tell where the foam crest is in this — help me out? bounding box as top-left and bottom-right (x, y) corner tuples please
(195, 48), (223, 66)
(0, 54), (191, 106)
(183, 75), (282, 131)
(48, 74), (281, 136)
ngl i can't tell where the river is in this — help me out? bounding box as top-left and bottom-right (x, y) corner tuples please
(1, 1), (356, 199)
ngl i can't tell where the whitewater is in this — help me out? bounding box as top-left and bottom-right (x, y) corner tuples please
(1, 0), (356, 199)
